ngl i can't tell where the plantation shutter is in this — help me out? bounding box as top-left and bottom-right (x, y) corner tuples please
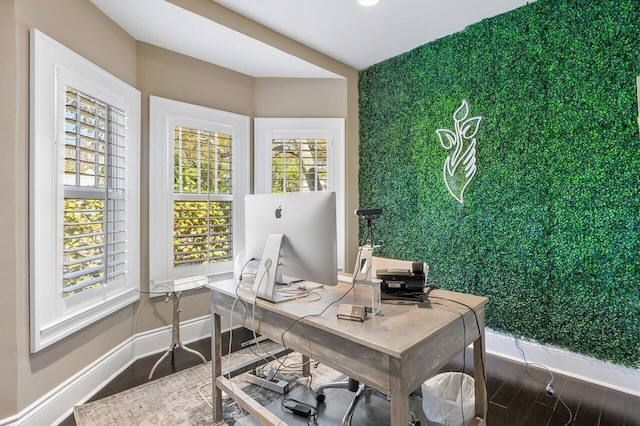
(62, 87), (127, 295)
(271, 138), (327, 193)
(172, 126), (234, 267)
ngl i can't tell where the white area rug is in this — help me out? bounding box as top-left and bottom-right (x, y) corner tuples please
(74, 345), (343, 426)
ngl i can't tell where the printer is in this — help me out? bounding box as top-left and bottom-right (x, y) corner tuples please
(376, 262), (426, 294)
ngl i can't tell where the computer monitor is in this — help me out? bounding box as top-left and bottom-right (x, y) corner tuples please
(244, 191), (338, 302)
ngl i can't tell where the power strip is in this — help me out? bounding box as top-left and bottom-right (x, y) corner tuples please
(245, 371), (290, 394)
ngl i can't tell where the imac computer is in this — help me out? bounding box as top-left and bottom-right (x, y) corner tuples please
(244, 191), (338, 302)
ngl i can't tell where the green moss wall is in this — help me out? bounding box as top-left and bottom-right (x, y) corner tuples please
(358, 0), (639, 367)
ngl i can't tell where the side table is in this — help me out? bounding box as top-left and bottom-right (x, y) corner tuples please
(141, 283), (208, 380)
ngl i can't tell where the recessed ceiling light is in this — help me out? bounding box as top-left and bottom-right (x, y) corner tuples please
(358, 0), (381, 6)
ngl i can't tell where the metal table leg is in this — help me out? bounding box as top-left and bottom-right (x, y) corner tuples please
(148, 291), (207, 380)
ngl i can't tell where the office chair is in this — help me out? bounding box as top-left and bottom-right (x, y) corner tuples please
(314, 256), (425, 426)
(314, 378), (420, 425)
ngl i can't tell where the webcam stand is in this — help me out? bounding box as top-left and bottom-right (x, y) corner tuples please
(352, 210), (382, 284)
(351, 209), (383, 316)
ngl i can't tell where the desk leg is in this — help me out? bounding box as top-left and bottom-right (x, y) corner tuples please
(389, 357), (409, 426)
(212, 311), (223, 424)
(473, 333), (488, 423)
(302, 355), (311, 377)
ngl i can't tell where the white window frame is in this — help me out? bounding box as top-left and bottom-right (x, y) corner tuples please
(29, 29), (141, 352)
(254, 118), (345, 271)
(149, 96), (249, 284)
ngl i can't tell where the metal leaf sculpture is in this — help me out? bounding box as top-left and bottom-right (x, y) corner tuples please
(436, 100), (482, 203)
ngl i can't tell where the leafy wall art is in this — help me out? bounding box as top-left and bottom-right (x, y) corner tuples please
(436, 100), (482, 203)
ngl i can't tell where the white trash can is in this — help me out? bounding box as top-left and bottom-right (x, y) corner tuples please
(421, 372), (476, 426)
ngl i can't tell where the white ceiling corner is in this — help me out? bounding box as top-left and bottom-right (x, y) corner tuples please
(90, 0), (533, 78)
(89, 0), (342, 78)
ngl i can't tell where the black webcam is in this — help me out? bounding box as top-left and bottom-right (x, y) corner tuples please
(354, 208), (382, 219)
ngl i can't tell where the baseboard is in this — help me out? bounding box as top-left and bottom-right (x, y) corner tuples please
(0, 315), (215, 426)
(485, 329), (640, 397)
(131, 315), (213, 360)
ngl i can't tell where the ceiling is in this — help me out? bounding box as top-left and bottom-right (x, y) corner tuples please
(90, 0), (532, 78)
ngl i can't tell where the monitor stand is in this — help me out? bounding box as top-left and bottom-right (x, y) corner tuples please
(254, 233), (295, 303)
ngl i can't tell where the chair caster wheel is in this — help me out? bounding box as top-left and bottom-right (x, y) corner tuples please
(316, 394), (325, 404)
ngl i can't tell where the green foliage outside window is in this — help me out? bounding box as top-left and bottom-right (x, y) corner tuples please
(173, 127), (232, 194)
(358, 0), (640, 367)
(173, 200), (232, 266)
(63, 198), (105, 292)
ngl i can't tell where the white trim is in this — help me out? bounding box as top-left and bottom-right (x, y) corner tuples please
(485, 328), (640, 397)
(39, 289), (139, 346)
(29, 28), (141, 352)
(149, 96), (250, 284)
(0, 316), (218, 426)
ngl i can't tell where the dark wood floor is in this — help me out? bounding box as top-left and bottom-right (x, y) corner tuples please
(61, 331), (640, 426)
(445, 351), (640, 426)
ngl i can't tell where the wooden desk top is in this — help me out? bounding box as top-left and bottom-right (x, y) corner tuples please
(208, 278), (488, 359)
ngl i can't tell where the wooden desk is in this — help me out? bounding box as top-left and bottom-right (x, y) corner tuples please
(207, 279), (489, 425)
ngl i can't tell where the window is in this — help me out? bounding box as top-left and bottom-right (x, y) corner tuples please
(254, 118), (345, 270)
(30, 29), (140, 352)
(172, 127), (233, 267)
(149, 97), (249, 284)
